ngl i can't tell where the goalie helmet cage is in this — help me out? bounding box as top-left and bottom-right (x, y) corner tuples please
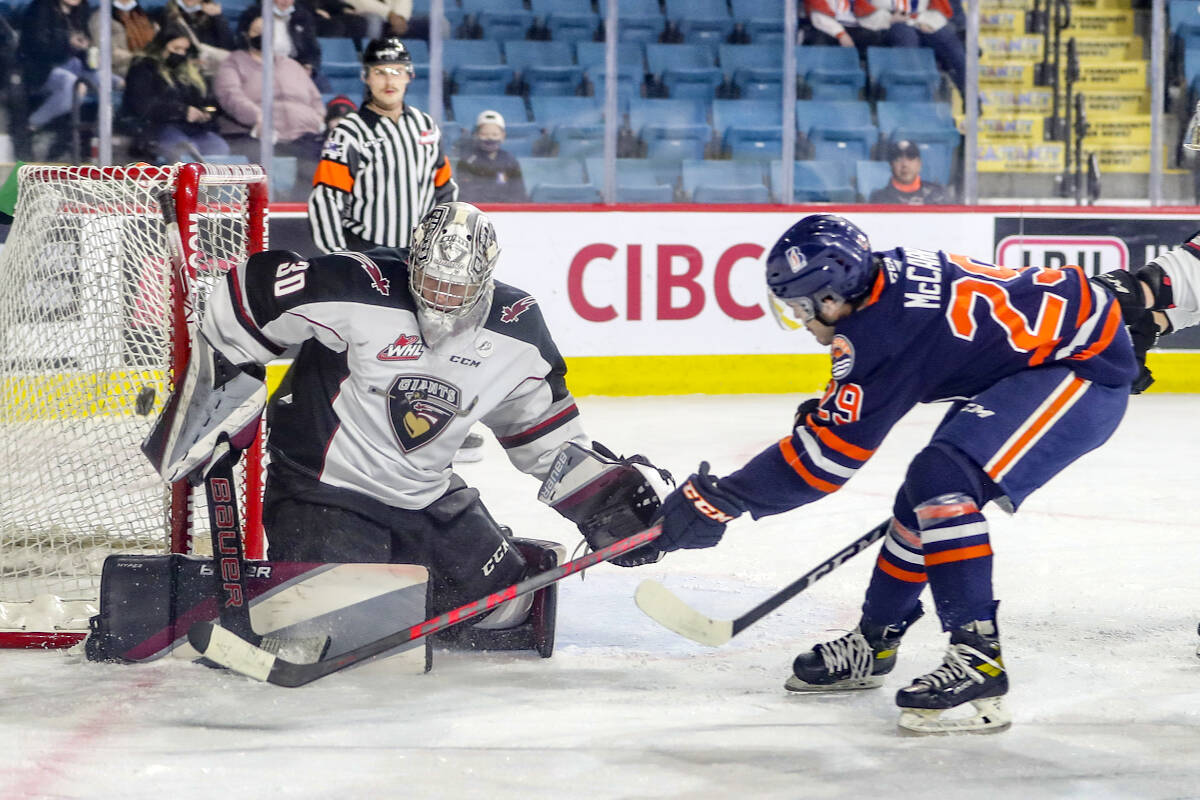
(0, 163), (268, 649)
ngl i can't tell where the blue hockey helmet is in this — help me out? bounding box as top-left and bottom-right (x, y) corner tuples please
(764, 214), (875, 331)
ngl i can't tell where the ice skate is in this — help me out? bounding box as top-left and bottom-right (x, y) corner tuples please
(453, 432), (486, 464)
(785, 607), (922, 692)
(895, 618), (1011, 735)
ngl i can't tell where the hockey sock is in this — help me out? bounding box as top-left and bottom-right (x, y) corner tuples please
(915, 493), (994, 630)
(861, 516), (927, 626)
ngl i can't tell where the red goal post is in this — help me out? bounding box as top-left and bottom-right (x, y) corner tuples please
(0, 163), (269, 648)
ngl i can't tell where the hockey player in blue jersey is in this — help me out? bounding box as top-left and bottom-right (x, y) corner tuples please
(649, 214), (1140, 735)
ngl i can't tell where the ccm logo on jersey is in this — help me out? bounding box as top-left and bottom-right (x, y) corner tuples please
(378, 333), (424, 361)
(684, 483), (735, 522)
(501, 296), (538, 323)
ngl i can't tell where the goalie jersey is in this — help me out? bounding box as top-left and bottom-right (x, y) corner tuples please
(202, 248), (586, 510)
(724, 247), (1139, 518)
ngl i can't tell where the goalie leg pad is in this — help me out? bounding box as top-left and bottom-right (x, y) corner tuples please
(539, 441), (671, 567)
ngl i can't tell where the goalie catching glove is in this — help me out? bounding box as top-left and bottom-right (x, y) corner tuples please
(141, 332), (267, 483)
(539, 441), (673, 567)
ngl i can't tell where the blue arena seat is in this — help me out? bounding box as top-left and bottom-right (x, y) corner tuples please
(628, 97), (712, 157)
(319, 37), (361, 78)
(598, 0), (668, 42)
(443, 40), (515, 95)
(681, 159), (770, 203)
(450, 94), (541, 153)
(795, 99), (873, 134)
(503, 40), (584, 96)
(770, 159), (856, 203)
(712, 99), (783, 160)
(795, 46), (866, 100)
(718, 43), (784, 100)
(867, 47), (942, 101)
(531, 96), (605, 157)
(532, 0), (600, 42)
(875, 101), (957, 140)
(577, 41), (646, 103)
(462, 0), (535, 41)
(520, 157), (600, 203)
(585, 157), (679, 202)
(856, 159), (892, 201)
(664, 0), (735, 46)
(731, 0), (785, 42)
(1170, 0), (1200, 34)
(645, 43), (723, 99)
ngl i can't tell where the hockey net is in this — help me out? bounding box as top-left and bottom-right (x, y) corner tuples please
(0, 163), (268, 647)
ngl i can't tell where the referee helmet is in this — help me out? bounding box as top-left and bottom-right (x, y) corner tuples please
(362, 36), (414, 74)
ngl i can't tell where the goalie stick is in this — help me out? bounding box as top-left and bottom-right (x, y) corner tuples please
(188, 524), (664, 686)
(634, 519), (889, 646)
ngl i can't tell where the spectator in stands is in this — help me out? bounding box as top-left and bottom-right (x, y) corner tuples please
(90, 0), (158, 78)
(456, 110), (527, 204)
(16, 0), (103, 159)
(802, 0), (881, 56)
(324, 94), (357, 131)
(855, 0), (966, 98)
(215, 10), (326, 182)
(121, 23), (230, 163)
(0, 16), (26, 159)
(868, 139), (952, 205)
(307, 0), (369, 42)
(251, 0), (323, 84)
(335, 0), (433, 43)
(161, 0), (237, 75)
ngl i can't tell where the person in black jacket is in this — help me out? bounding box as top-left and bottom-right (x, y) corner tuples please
(17, 0), (100, 156)
(868, 139), (953, 205)
(254, 0), (323, 83)
(455, 110), (527, 204)
(121, 23), (231, 162)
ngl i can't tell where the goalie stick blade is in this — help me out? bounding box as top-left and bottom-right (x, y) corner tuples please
(634, 580), (733, 647)
(190, 525), (664, 687)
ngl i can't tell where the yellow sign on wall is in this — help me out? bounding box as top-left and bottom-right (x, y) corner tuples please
(1084, 116), (1152, 144)
(977, 116), (1046, 142)
(1076, 61), (1146, 90)
(977, 142), (1066, 172)
(1067, 10), (1136, 35)
(980, 35), (1043, 61)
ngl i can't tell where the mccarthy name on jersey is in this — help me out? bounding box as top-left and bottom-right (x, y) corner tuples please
(201, 248), (585, 509)
(720, 247), (1139, 518)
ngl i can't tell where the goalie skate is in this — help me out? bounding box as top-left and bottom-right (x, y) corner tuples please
(895, 618), (1011, 736)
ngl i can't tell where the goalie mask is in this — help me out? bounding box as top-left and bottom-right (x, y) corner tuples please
(409, 202), (501, 349)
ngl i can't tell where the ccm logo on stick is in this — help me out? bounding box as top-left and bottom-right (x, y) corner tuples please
(568, 243), (765, 322)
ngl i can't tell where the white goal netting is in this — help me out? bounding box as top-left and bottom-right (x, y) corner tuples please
(0, 164), (267, 640)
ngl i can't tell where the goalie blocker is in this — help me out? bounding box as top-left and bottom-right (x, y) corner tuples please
(539, 441), (673, 567)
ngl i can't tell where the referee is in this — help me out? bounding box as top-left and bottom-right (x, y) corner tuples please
(308, 36), (458, 253)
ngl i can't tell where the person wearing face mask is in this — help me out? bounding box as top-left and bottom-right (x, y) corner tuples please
(160, 0), (236, 75)
(215, 9), (326, 194)
(258, 0), (322, 82)
(89, 0), (158, 78)
(455, 111), (527, 205)
(120, 23), (230, 162)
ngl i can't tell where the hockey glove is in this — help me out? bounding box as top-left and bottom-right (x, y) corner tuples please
(654, 462), (746, 552)
(794, 397), (820, 428)
(1091, 269), (1159, 394)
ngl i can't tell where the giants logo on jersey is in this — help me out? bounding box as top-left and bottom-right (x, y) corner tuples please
(378, 333), (424, 361)
(385, 375), (465, 452)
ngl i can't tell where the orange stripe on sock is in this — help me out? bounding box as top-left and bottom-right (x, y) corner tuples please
(915, 500), (979, 522)
(778, 437), (840, 494)
(876, 554), (927, 583)
(987, 375), (1086, 480)
(924, 543), (993, 566)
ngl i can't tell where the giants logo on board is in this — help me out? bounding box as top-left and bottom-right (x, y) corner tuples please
(500, 295), (537, 323)
(830, 334), (855, 380)
(378, 333), (424, 361)
(994, 235), (1129, 277)
(385, 375), (463, 452)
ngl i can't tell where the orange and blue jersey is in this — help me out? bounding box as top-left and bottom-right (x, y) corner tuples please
(723, 247), (1138, 518)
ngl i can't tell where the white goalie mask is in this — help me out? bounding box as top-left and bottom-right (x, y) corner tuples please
(409, 202), (500, 320)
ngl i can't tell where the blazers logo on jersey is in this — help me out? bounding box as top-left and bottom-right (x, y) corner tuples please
(830, 334), (855, 380)
(385, 375), (466, 452)
(500, 296), (537, 323)
(378, 333), (424, 361)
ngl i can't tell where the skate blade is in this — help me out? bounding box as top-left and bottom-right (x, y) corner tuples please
(784, 674), (885, 693)
(897, 696), (1011, 736)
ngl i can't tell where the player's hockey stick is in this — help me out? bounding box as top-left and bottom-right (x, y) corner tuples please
(634, 519), (889, 646)
(188, 523), (664, 686)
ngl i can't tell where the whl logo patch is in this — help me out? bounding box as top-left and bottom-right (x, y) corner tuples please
(378, 333), (424, 361)
(385, 375), (463, 452)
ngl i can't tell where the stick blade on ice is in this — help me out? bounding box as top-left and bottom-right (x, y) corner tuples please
(189, 621), (277, 681)
(634, 580), (733, 646)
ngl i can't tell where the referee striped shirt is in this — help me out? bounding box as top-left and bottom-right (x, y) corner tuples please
(308, 104), (458, 253)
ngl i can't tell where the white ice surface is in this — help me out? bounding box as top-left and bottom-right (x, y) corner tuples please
(2, 394), (1199, 800)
